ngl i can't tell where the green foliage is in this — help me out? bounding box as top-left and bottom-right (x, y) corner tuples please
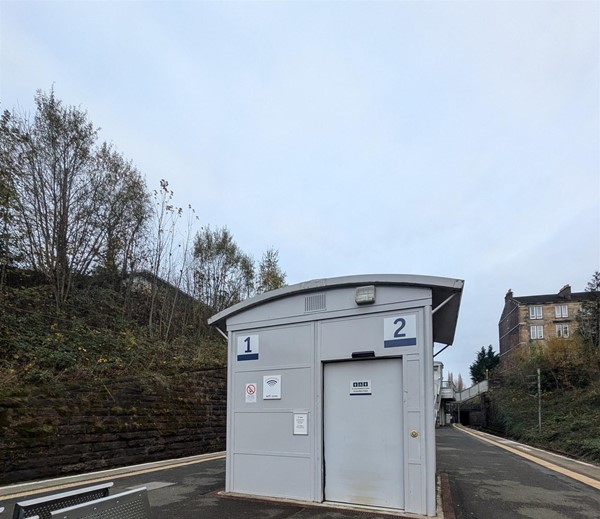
(542, 337), (597, 389)
(0, 271), (227, 395)
(488, 339), (600, 463)
(489, 381), (600, 463)
(257, 248), (286, 294)
(503, 336), (597, 391)
(469, 345), (499, 383)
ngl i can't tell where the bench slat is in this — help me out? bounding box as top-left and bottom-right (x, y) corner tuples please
(49, 488), (149, 519)
(12, 483), (113, 519)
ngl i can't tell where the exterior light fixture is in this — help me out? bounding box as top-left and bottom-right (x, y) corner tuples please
(355, 285), (376, 305)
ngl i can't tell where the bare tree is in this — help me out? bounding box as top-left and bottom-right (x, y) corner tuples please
(456, 373), (465, 392)
(193, 226), (254, 315)
(0, 114), (17, 291)
(146, 185), (164, 329)
(576, 271), (600, 351)
(94, 143), (151, 282)
(0, 88), (151, 308)
(164, 203), (198, 340)
(146, 179), (181, 334)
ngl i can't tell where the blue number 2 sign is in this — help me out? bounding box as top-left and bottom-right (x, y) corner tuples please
(383, 315), (417, 348)
(237, 335), (259, 361)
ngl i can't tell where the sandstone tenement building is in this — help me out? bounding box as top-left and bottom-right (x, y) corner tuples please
(498, 284), (593, 363)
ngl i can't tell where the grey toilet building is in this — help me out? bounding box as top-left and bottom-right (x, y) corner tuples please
(209, 274), (464, 517)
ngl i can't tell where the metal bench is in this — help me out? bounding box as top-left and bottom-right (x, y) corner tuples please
(49, 488), (149, 519)
(12, 483), (113, 519)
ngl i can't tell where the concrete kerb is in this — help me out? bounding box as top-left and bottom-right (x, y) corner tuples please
(439, 473), (455, 519)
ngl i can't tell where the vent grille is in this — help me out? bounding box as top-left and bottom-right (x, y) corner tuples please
(305, 293), (326, 313)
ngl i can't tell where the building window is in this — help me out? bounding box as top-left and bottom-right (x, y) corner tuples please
(530, 325), (544, 340)
(555, 305), (568, 318)
(556, 324), (569, 338)
(529, 306), (543, 319)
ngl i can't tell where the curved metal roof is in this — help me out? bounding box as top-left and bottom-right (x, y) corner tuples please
(208, 274), (464, 345)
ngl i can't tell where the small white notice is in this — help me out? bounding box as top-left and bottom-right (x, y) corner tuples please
(293, 413), (308, 435)
(263, 375), (281, 400)
(350, 380), (372, 395)
(245, 383), (257, 403)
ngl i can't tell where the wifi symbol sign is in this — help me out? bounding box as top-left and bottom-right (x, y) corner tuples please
(263, 375), (281, 399)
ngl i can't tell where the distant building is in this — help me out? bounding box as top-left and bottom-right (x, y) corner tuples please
(129, 270), (196, 302)
(498, 284), (592, 363)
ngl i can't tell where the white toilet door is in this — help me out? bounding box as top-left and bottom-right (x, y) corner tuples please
(323, 358), (404, 509)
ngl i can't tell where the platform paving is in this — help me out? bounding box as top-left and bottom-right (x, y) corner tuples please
(437, 426), (600, 519)
(3, 426), (600, 518)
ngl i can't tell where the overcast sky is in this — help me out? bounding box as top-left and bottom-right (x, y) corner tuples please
(1, 0), (598, 380)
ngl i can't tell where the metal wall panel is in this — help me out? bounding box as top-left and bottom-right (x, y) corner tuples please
(319, 309), (423, 361)
(232, 454), (312, 500)
(228, 322), (315, 500)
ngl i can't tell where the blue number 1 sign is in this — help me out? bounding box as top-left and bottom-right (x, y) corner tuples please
(383, 315), (417, 348)
(237, 335), (259, 361)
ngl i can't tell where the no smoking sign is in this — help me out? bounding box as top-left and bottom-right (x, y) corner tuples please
(245, 383), (257, 403)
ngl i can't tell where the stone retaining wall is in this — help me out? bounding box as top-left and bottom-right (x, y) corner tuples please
(0, 368), (227, 484)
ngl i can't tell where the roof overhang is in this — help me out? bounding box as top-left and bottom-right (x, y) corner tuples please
(208, 274), (464, 345)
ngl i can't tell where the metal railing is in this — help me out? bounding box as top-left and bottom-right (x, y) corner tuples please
(456, 380), (488, 402)
(439, 379), (488, 402)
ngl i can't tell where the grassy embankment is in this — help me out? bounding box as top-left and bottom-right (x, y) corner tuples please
(0, 270), (227, 394)
(489, 381), (600, 462)
(487, 339), (600, 463)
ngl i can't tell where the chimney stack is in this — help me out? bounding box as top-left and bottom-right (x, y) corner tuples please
(558, 284), (571, 299)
